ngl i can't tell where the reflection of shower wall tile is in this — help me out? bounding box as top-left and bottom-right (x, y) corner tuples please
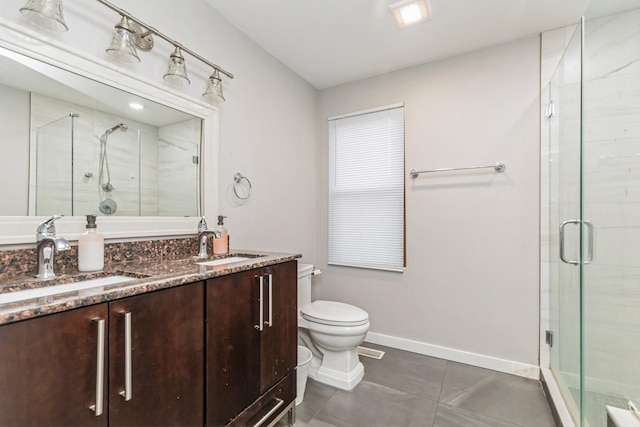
(32, 96), (95, 216)
(158, 119), (200, 217)
(31, 95), (160, 217)
(95, 115), (139, 216)
(140, 126), (159, 216)
(73, 110), (101, 216)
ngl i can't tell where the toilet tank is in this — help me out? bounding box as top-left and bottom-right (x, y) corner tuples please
(297, 263), (315, 310)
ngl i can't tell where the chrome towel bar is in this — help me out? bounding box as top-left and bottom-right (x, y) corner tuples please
(410, 162), (506, 178)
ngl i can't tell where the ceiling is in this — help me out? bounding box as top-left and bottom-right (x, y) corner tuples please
(205, 0), (593, 89)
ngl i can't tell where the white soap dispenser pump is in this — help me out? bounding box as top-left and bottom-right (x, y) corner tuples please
(78, 214), (104, 272)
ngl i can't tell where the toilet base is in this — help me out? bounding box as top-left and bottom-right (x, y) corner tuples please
(307, 347), (364, 391)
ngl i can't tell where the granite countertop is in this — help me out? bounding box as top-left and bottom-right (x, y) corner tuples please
(0, 250), (301, 326)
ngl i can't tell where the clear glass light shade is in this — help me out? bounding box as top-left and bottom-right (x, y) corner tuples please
(163, 47), (190, 85)
(20, 0), (68, 31)
(202, 70), (225, 103)
(106, 17), (140, 64)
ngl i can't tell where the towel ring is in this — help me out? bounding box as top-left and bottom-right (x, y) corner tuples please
(233, 172), (252, 200)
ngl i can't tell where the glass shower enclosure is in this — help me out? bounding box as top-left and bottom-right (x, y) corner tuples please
(546, 1), (640, 425)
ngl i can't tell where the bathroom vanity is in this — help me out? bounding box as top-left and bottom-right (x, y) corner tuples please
(0, 249), (299, 427)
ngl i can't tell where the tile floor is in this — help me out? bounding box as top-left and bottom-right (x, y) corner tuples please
(279, 342), (556, 427)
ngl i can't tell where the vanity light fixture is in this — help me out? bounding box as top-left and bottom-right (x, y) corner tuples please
(97, 0), (233, 102)
(202, 69), (225, 103)
(105, 16), (141, 63)
(389, 0), (432, 29)
(20, 0), (68, 31)
(163, 47), (190, 86)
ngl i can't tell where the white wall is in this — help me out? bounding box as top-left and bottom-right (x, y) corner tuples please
(0, 0), (318, 261)
(317, 37), (541, 371)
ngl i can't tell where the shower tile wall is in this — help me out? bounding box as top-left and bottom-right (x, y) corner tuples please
(581, 7), (640, 404)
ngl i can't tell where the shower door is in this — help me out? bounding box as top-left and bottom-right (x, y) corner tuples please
(547, 20), (583, 424)
(549, 3), (640, 425)
(580, 3), (640, 426)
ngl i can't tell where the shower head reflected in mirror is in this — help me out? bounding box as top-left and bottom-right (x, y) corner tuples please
(98, 123), (128, 214)
(105, 123), (128, 135)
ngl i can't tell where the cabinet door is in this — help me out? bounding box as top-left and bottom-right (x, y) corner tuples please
(206, 269), (261, 427)
(260, 260), (297, 392)
(0, 304), (108, 427)
(109, 282), (204, 427)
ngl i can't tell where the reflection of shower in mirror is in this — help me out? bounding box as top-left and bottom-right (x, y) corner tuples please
(98, 123), (128, 215)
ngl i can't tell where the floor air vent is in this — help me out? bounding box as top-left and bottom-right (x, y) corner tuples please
(357, 346), (385, 360)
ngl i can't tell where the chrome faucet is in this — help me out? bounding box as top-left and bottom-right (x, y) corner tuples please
(36, 215), (71, 279)
(197, 216), (221, 258)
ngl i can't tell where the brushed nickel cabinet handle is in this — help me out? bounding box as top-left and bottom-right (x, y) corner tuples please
(266, 273), (273, 327)
(119, 311), (132, 401)
(251, 398), (284, 427)
(89, 318), (105, 416)
(254, 275), (264, 331)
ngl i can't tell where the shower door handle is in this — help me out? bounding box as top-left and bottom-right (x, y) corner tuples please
(559, 219), (580, 265)
(584, 220), (594, 264)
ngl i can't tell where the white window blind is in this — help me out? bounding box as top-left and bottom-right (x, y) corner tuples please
(328, 105), (405, 272)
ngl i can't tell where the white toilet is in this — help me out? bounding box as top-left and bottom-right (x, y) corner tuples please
(297, 263), (370, 391)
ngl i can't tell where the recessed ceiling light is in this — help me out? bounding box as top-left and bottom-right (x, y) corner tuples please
(389, 0), (432, 29)
(128, 102), (144, 110)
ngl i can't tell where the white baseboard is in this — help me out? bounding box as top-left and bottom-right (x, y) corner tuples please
(365, 332), (540, 380)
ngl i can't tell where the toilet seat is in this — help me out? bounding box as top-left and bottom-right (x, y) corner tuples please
(301, 300), (369, 327)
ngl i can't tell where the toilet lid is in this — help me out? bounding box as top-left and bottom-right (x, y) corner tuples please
(300, 300), (369, 327)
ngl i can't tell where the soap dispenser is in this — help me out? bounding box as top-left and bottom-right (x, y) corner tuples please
(213, 215), (229, 255)
(78, 214), (104, 272)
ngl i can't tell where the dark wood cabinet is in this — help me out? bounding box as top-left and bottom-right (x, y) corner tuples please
(0, 303), (109, 427)
(259, 262), (298, 392)
(206, 260), (297, 427)
(0, 282), (204, 427)
(109, 282), (204, 426)
(0, 260), (297, 427)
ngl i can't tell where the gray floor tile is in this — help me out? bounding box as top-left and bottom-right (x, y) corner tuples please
(359, 342), (448, 400)
(434, 403), (522, 427)
(310, 380), (438, 427)
(440, 362), (556, 427)
(279, 345), (555, 427)
(296, 379), (338, 425)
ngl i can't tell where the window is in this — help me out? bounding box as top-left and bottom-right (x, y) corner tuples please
(328, 104), (405, 272)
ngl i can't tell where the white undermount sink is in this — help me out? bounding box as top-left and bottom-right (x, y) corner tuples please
(196, 256), (252, 267)
(0, 275), (136, 305)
